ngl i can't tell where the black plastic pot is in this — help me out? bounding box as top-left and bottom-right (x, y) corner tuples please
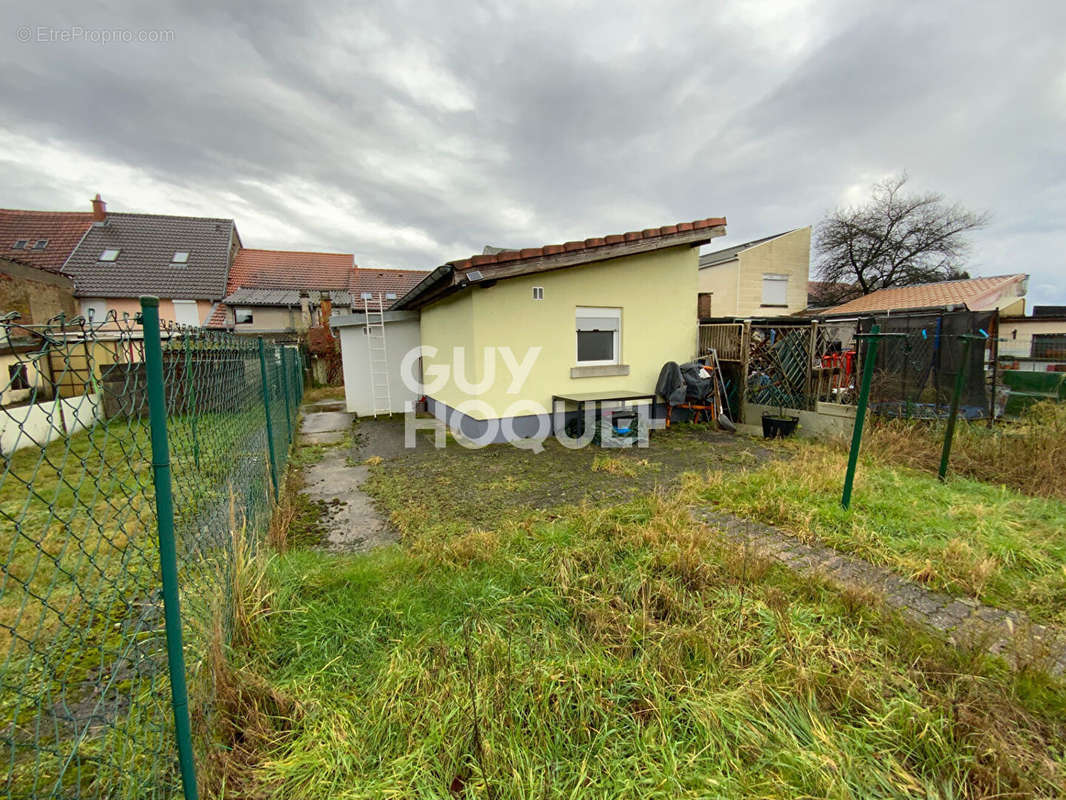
(762, 413), (799, 439)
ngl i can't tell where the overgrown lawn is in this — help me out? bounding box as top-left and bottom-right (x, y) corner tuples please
(687, 443), (1066, 625)
(230, 495), (1066, 798)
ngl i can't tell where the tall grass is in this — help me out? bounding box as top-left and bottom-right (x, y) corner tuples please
(867, 401), (1066, 500)
(686, 445), (1066, 624)
(222, 495), (1066, 799)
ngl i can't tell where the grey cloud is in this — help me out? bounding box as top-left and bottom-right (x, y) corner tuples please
(1, 0), (1063, 302)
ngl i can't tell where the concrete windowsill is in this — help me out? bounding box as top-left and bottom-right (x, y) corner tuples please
(570, 364), (630, 378)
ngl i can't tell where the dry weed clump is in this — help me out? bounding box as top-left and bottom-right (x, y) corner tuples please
(866, 401), (1066, 500)
(591, 454), (651, 477)
(187, 494), (302, 797)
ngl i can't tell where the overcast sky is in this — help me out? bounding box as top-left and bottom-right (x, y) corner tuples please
(3, 0), (1064, 304)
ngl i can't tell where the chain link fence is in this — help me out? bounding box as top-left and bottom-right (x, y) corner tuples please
(1, 302), (301, 798)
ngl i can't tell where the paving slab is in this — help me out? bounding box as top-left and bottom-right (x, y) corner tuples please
(299, 410), (353, 444)
(297, 407), (397, 552)
(301, 449), (396, 552)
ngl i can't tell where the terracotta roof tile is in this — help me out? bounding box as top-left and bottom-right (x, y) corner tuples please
(205, 302), (229, 329)
(822, 274), (1028, 315)
(348, 268), (431, 306)
(227, 248), (353, 294)
(0, 210), (93, 272)
(441, 216), (726, 272)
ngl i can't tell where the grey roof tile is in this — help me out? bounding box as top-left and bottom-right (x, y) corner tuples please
(63, 212), (235, 299)
(699, 230), (794, 269)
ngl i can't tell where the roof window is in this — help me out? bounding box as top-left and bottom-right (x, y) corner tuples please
(12, 240), (27, 249)
(33, 239), (48, 250)
(99, 249), (121, 262)
(171, 251), (189, 264)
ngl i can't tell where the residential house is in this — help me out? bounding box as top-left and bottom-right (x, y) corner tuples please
(208, 248), (356, 334)
(1, 255), (77, 324)
(207, 250), (429, 335)
(1, 256), (79, 407)
(62, 196), (240, 326)
(998, 306), (1066, 371)
(697, 227), (811, 318)
(818, 274), (1029, 318)
(334, 216), (727, 430)
(0, 206), (94, 275)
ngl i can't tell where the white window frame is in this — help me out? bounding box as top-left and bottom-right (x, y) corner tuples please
(532, 286), (544, 300)
(98, 248), (121, 262)
(575, 306), (621, 366)
(171, 251), (189, 264)
(761, 273), (789, 307)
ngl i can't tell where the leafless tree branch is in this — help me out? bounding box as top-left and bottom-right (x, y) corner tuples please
(814, 174), (989, 301)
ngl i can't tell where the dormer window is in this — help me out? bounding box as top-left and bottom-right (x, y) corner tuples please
(12, 240), (27, 249)
(99, 249), (121, 262)
(171, 251), (189, 264)
(33, 240), (48, 250)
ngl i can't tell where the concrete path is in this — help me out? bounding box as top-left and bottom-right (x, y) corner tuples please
(692, 507), (1066, 675)
(298, 404), (397, 553)
(299, 399), (353, 444)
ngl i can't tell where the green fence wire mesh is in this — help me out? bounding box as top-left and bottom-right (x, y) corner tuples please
(1, 305), (302, 798)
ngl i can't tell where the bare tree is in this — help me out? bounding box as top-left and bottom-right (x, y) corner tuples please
(815, 174), (989, 299)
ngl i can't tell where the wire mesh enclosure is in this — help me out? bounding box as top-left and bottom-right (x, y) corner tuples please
(0, 309), (301, 798)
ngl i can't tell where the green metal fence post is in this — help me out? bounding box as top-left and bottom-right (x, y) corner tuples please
(140, 297), (200, 800)
(841, 325), (882, 510)
(938, 334), (983, 481)
(258, 337), (280, 500)
(279, 346), (293, 443)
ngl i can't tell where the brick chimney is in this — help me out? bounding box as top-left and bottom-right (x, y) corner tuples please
(91, 194), (107, 222)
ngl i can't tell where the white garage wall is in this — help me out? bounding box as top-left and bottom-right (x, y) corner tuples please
(337, 316), (422, 415)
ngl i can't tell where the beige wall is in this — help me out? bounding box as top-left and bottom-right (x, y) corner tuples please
(698, 227), (811, 317)
(697, 259), (740, 318)
(997, 297), (1026, 318)
(998, 318), (1066, 359)
(0, 258), (77, 324)
(234, 306), (303, 333)
(419, 245), (699, 420)
(82, 297), (215, 326)
(1, 350), (52, 405)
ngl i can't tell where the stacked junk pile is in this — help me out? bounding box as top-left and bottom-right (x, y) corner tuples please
(656, 356), (735, 431)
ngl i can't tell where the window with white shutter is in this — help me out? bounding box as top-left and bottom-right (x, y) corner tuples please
(762, 274), (789, 307)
